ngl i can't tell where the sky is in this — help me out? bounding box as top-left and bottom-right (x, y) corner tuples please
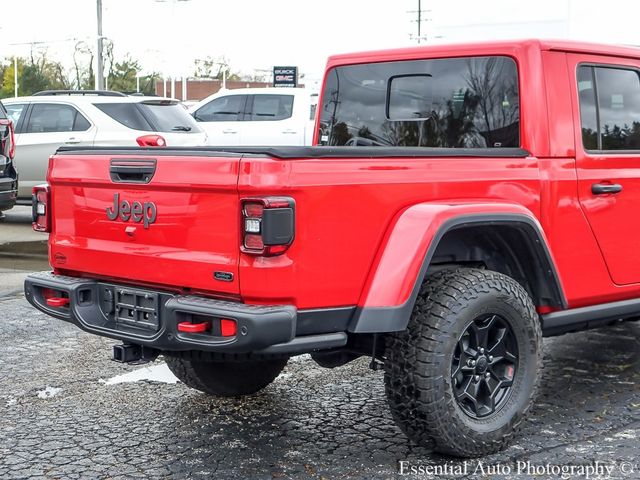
(1, 0), (639, 85)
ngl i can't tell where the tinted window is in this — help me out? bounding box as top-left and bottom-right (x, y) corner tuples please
(577, 66), (640, 151)
(95, 102), (201, 133)
(26, 104), (91, 133)
(74, 113), (91, 131)
(138, 102), (202, 133)
(310, 94), (318, 120)
(577, 66), (598, 150)
(319, 56), (520, 147)
(597, 67), (640, 150)
(249, 95), (293, 121)
(4, 103), (25, 125)
(194, 95), (246, 122)
(95, 103), (152, 131)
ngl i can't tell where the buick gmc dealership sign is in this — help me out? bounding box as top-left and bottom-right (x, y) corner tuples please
(273, 66), (297, 87)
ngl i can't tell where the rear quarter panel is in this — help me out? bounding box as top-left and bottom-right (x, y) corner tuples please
(238, 154), (542, 308)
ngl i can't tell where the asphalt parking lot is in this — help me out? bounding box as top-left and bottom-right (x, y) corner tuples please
(0, 206), (48, 297)
(0, 208), (639, 479)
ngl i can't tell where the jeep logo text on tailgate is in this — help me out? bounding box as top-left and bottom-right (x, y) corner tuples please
(106, 193), (157, 229)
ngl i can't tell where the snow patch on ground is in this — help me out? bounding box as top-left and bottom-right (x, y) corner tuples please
(37, 386), (62, 399)
(289, 354), (311, 363)
(100, 363), (178, 385)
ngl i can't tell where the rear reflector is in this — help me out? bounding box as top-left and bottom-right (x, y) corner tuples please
(220, 319), (237, 337)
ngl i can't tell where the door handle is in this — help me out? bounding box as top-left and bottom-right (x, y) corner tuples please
(592, 183), (623, 195)
(282, 129), (298, 134)
(64, 137), (81, 144)
(222, 129), (237, 134)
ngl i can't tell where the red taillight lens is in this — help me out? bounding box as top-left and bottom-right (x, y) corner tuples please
(244, 203), (264, 218)
(0, 119), (15, 159)
(32, 184), (51, 233)
(136, 134), (166, 147)
(244, 234), (264, 250)
(241, 197), (295, 256)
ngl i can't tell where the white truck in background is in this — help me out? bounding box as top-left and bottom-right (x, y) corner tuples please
(189, 87), (318, 146)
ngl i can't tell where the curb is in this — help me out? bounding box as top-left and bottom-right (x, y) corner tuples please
(0, 240), (48, 258)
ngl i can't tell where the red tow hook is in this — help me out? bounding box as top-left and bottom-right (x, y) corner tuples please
(46, 297), (69, 307)
(177, 322), (209, 333)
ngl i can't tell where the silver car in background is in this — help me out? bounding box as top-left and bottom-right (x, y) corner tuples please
(4, 90), (207, 201)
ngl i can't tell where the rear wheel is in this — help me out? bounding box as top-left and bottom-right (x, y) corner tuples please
(384, 268), (542, 457)
(165, 355), (288, 397)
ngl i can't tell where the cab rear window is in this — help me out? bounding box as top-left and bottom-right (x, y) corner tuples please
(319, 56), (520, 148)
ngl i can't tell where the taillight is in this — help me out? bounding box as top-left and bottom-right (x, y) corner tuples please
(0, 118), (15, 159)
(136, 134), (166, 147)
(241, 197), (295, 256)
(32, 184), (51, 232)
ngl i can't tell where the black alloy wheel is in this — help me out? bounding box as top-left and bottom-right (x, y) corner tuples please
(451, 313), (518, 418)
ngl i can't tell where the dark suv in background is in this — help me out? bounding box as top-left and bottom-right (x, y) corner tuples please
(0, 100), (17, 218)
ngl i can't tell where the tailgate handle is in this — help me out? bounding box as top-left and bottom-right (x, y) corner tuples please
(110, 159), (157, 184)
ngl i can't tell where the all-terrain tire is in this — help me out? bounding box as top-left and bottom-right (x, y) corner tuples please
(384, 267), (542, 457)
(165, 356), (288, 397)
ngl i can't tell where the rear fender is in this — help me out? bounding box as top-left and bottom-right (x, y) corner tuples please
(350, 202), (565, 333)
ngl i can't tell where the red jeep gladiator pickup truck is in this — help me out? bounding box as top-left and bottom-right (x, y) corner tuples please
(25, 39), (640, 457)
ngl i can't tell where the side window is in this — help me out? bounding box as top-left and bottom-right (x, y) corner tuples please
(26, 104), (91, 133)
(597, 68), (640, 150)
(248, 95), (294, 121)
(5, 103), (26, 126)
(194, 95), (246, 122)
(318, 56), (520, 148)
(94, 103), (152, 131)
(73, 112), (91, 131)
(310, 94), (318, 120)
(578, 65), (640, 151)
(577, 67), (598, 150)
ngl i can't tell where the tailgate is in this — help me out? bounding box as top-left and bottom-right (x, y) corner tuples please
(48, 150), (241, 296)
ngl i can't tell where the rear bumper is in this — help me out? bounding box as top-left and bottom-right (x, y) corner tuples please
(0, 176), (17, 211)
(24, 272), (348, 355)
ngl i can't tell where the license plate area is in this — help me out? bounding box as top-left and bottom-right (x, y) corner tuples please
(115, 288), (160, 331)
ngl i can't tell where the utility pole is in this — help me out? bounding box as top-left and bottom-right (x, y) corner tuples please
(408, 0), (430, 44)
(417, 0), (422, 44)
(14, 57), (18, 98)
(96, 0), (104, 90)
